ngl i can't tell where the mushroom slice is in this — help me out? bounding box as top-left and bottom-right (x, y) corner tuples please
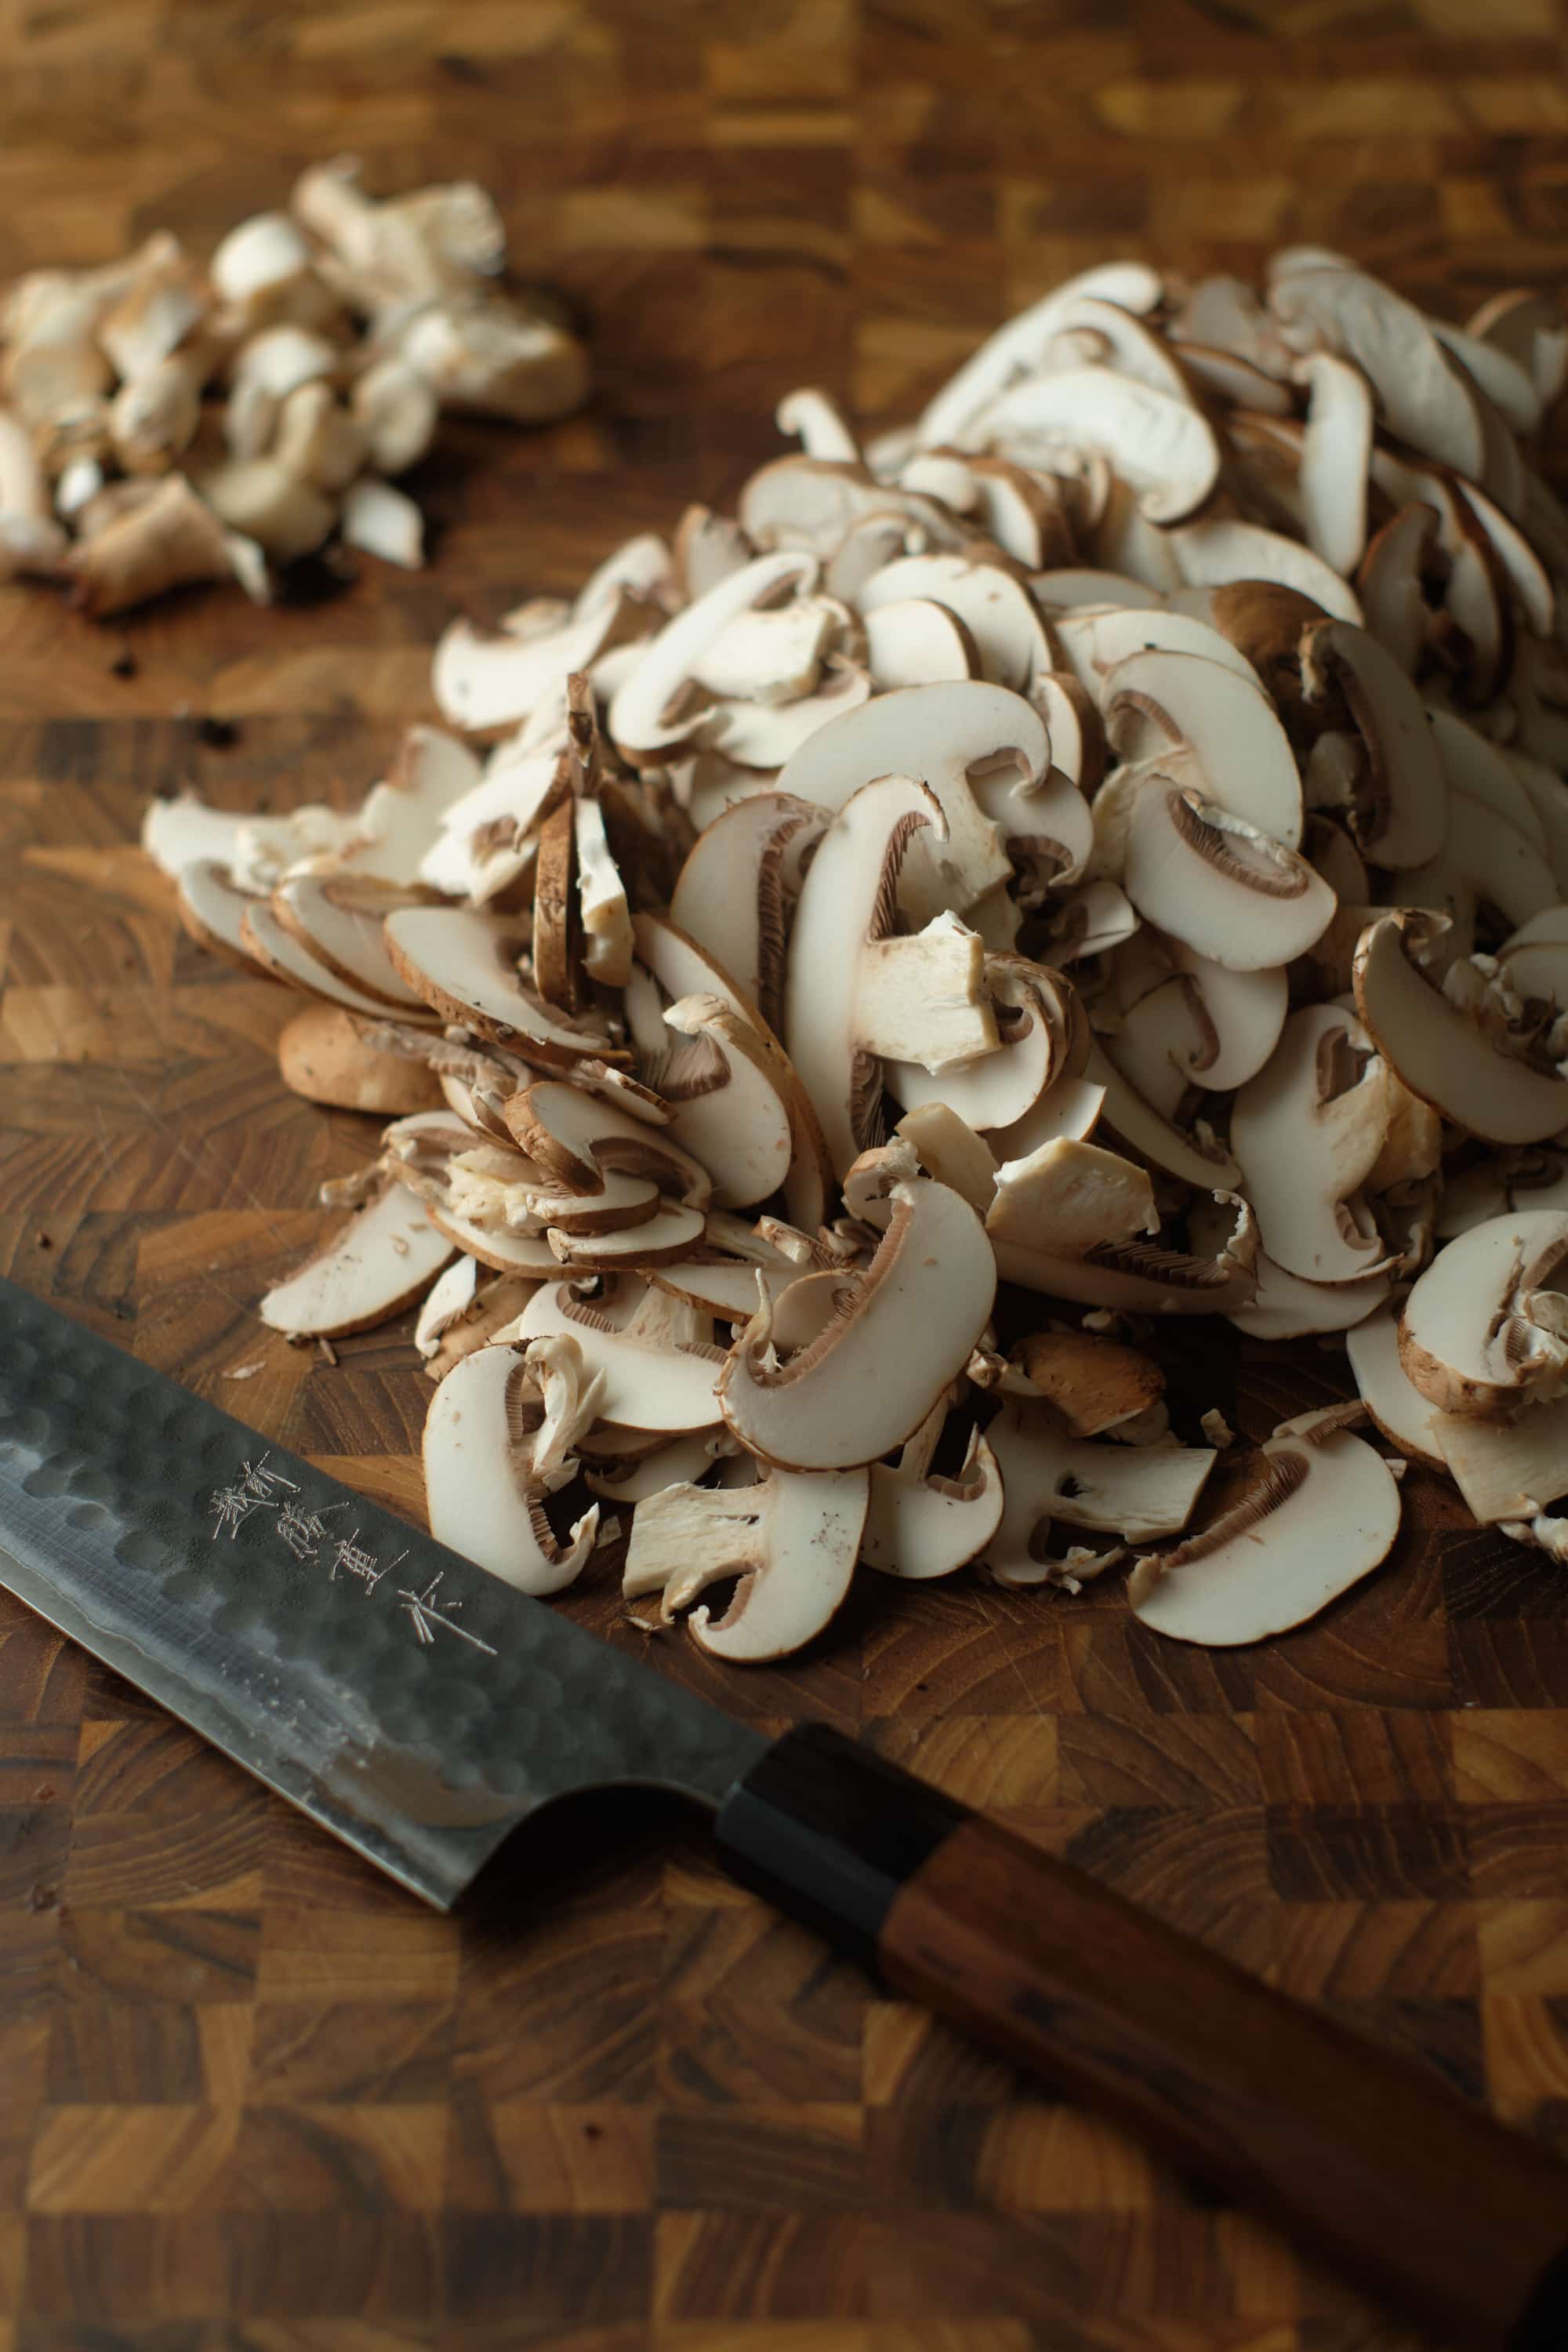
(986, 1396), (1216, 1573)
(651, 1257), (808, 1322)
(272, 873), (430, 1010)
(1346, 1303), (1443, 1468)
(278, 1004), (443, 1116)
(1431, 1396), (1568, 1526)
(1169, 519), (1362, 626)
(1167, 946), (1287, 1094)
(1300, 621), (1446, 869)
(341, 477), (423, 570)
(862, 1405), (1004, 1581)
(517, 1275), (724, 1434)
(1103, 648), (1303, 848)
(893, 1105), (999, 1218)
(717, 1178), (996, 1472)
(67, 473), (240, 617)
(260, 1180), (455, 1337)
(176, 858), (264, 973)
(858, 554), (1052, 695)
(965, 744), (1094, 903)
(423, 1340), (601, 1597)
(608, 550), (818, 766)
(433, 587), (655, 735)
(414, 1254), (481, 1361)
(1051, 606), (1262, 704)
(1231, 1003), (1393, 1285)
(913, 260), (1163, 447)
(1468, 287), (1568, 408)
(504, 1076), (710, 1236)
(700, 656), (873, 769)
(1269, 264), (1485, 478)
(573, 797), (633, 990)
(1014, 1330), (1164, 1437)
(775, 385), (861, 464)
(669, 792), (826, 1035)
(239, 898), (399, 1018)
(1033, 568), (1164, 614)
(425, 1209), (560, 1279)
(383, 906), (619, 1066)
(887, 955), (1081, 1133)
(688, 595), (840, 706)
(624, 1468), (869, 1663)
(1122, 782), (1335, 971)
(993, 1191), (1259, 1316)
(985, 1138), (1156, 1258)
(661, 993), (828, 1219)
(584, 1428), (728, 1504)
(1129, 1417), (1402, 1647)
(1297, 352), (1373, 576)
(1086, 1040), (1240, 1192)
(343, 724), (484, 890)
(1356, 503), (1446, 677)
(735, 455), (964, 561)
(863, 597), (978, 691)
(782, 775), (995, 1176)
(967, 368), (1218, 524)
(778, 677), (1038, 921)
(1354, 913), (1568, 1147)
(1398, 1210), (1568, 1421)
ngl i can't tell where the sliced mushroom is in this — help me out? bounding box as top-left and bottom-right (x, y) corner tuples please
(1014, 1330), (1164, 1437)
(858, 554), (1053, 695)
(272, 873), (431, 1009)
(887, 954), (1082, 1133)
(1170, 518), (1362, 626)
(1354, 913), (1568, 1146)
(1270, 264), (1485, 478)
(1129, 1414), (1402, 1646)
(985, 1137), (1157, 1258)
(1104, 647), (1303, 848)
(863, 597), (978, 691)
(1231, 1003), (1394, 1284)
(623, 1468), (868, 1662)
(423, 1336), (602, 1595)
(517, 1274), (724, 1433)
(993, 1189), (1259, 1316)
(967, 368), (1218, 524)
(716, 1177), (996, 1472)
(782, 775), (995, 1176)
(1399, 1210), (1568, 1421)
(861, 1403), (1004, 1581)
(67, 474), (239, 617)
(985, 1396), (1216, 1583)
(383, 906), (619, 1065)
(1122, 782), (1335, 971)
(1297, 351), (1373, 576)
(1431, 1396), (1568, 1526)
(278, 1003), (444, 1115)
(1345, 1303), (1444, 1468)
(913, 260), (1163, 448)
(260, 1179), (455, 1337)
(608, 550), (818, 766)
(1300, 621), (1448, 869)
(668, 791), (825, 1034)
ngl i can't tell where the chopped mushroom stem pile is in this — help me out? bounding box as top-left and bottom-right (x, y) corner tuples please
(0, 159), (588, 615)
(143, 246), (1568, 1657)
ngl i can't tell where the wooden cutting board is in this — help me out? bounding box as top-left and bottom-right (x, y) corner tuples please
(3, 5), (1568, 2346)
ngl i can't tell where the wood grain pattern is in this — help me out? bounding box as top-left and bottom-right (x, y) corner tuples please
(3, 2), (1568, 2347)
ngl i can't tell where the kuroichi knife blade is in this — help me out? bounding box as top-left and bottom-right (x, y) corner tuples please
(0, 1273), (766, 1905)
(5, 1270), (1568, 2352)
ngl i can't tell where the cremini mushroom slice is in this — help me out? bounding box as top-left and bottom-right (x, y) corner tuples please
(504, 1074), (709, 1219)
(278, 1003), (444, 1115)
(717, 1177), (996, 1472)
(624, 1467), (868, 1661)
(1185, 1197), (1392, 1341)
(1354, 913), (1568, 1146)
(1014, 1330), (1165, 1437)
(1051, 605), (1262, 705)
(777, 677), (1036, 921)
(781, 775), (996, 1175)
(423, 1337), (601, 1596)
(174, 858), (263, 973)
(517, 1274), (724, 1434)
(986, 1396), (1217, 1573)
(240, 896), (399, 1018)
(1345, 1302), (1444, 1468)
(584, 1428), (728, 1504)
(858, 554), (1053, 696)
(607, 549), (818, 765)
(861, 1403), (1004, 1581)
(1300, 620), (1447, 869)
(1231, 1003), (1395, 1285)
(735, 453), (964, 562)
(993, 1190), (1259, 1316)
(272, 873), (432, 1010)
(775, 385), (861, 463)
(383, 906), (619, 1065)
(967, 368), (1218, 524)
(863, 597), (978, 691)
(668, 791), (825, 1034)
(1270, 263), (1486, 478)
(985, 1137), (1157, 1258)
(893, 1105), (999, 1217)
(1122, 782), (1335, 971)
(1103, 647), (1304, 848)
(1398, 1210), (1568, 1421)
(1297, 351), (1373, 576)
(260, 1178), (455, 1338)
(911, 260), (1163, 447)
(887, 954), (1082, 1134)
(1170, 517), (1362, 626)
(1431, 1396), (1568, 1526)
(1085, 1039), (1240, 1191)
(66, 473), (240, 616)
(1129, 1414), (1403, 1646)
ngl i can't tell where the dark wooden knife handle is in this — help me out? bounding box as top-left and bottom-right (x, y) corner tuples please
(714, 1723), (1568, 2351)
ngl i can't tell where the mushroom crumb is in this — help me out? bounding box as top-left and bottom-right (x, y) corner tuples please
(142, 245), (1568, 1656)
(0, 161), (588, 616)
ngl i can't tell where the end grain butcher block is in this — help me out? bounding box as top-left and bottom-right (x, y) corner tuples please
(6, 2), (1568, 2347)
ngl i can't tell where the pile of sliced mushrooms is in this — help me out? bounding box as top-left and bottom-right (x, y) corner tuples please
(142, 245), (1568, 1661)
(0, 158), (588, 615)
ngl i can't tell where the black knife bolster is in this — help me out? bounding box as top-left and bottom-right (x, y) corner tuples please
(713, 1721), (970, 1972)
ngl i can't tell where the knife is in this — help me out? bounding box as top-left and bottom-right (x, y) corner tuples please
(2, 1272), (1565, 2347)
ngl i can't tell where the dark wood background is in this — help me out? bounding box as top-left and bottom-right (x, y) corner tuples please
(4, 3), (1568, 2346)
